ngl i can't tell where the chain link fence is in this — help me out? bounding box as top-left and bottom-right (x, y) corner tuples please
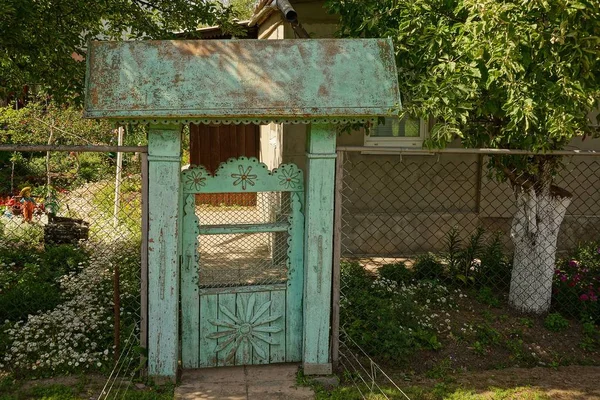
(334, 148), (600, 391)
(0, 148), (146, 379)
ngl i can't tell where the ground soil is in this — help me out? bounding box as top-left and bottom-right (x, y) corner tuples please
(411, 365), (600, 399)
(379, 292), (600, 399)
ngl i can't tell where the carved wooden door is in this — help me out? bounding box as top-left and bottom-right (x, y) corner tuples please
(180, 157), (305, 368)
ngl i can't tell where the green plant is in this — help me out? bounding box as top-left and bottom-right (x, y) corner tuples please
(544, 313), (570, 332)
(579, 320), (599, 351)
(340, 261), (457, 363)
(472, 340), (485, 355)
(476, 287), (500, 308)
(553, 242), (600, 323)
(520, 318), (534, 328)
(477, 232), (511, 289)
(378, 262), (412, 284)
(444, 227), (462, 276)
(475, 323), (501, 345)
(413, 253), (444, 281)
(425, 358), (454, 379)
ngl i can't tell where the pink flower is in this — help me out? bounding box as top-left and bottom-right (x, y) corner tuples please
(569, 260), (579, 268)
(560, 274), (567, 282)
(580, 294), (589, 301)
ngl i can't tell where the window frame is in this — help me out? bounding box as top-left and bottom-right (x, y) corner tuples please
(364, 117), (429, 149)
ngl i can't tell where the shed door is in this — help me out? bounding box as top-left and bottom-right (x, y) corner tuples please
(181, 157), (305, 368)
(190, 123), (259, 206)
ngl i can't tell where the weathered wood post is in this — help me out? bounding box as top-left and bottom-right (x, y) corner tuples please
(147, 125), (182, 380)
(303, 124), (336, 375)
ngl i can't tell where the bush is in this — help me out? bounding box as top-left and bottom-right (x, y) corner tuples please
(340, 261), (459, 362)
(544, 313), (570, 332)
(0, 244), (90, 322)
(553, 242), (600, 323)
(378, 262), (412, 284)
(413, 253), (445, 281)
(1, 253), (113, 376)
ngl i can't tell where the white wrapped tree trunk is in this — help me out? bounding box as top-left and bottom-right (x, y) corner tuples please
(509, 186), (571, 314)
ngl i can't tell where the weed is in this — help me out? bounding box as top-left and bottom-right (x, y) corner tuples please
(544, 313), (570, 332)
(476, 287), (500, 308)
(475, 323), (501, 345)
(425, 358), (454, 379)
(472, 340), (486, 355)
(520, 318), (534, 328)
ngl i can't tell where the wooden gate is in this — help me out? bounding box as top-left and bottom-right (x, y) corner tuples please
(180, 157), (305, 368)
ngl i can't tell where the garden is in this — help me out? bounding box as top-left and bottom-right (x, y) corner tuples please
(0, 101), (171, 399)
(338, 226), (600, 397)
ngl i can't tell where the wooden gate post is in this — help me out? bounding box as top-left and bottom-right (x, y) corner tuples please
(303, 123), (336, 375)
(147, 125), (182, 381)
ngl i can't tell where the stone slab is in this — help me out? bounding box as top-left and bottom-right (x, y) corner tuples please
(175, 364), (314, 400)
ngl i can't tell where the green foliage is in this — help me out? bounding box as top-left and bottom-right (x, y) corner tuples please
(340, 261), (458, 362)
(476, 232), (511, 289)
(327, 0), (600, 191)
(579, 320), (599, 351)
(520, 318), (534, 328)
(413, 253), (444, 280)
(425, 358), (454, 379)
(91, 176), (143, 239)
(0, 102), (146, 195)
(553, 242), (600, 323)
(544, 313), (570, 332)
(474, 323), (501, 346)
(378, 262), (412, 284)
(0, 379), (174, 400)
(1, 1), (237, 102)
(445, 227), (485, 285)
(0, 243), (89, 322)
(476, 287), (500, 308)
(223, 0), (256, 20)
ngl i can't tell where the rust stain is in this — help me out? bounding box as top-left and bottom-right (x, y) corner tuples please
(172, 41), (213, 57)
(90, 87), (98, 106)
(318, 84), (329, 98)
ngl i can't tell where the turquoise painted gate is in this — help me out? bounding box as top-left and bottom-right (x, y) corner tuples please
(180, 157), (305, 368)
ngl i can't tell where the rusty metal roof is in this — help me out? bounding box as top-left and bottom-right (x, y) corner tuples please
(84, 39), (400, 124)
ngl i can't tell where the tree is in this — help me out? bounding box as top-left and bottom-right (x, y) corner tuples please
(0, 0), (237, 102)
(222, 0), (256, 20)
(326, 0), (600, 313)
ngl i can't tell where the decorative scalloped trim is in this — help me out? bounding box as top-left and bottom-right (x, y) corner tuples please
(114, 117), (377, 126)
(182, 157), (304, 193)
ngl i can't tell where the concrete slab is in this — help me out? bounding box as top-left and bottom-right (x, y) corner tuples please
(175, 364), (315, 400)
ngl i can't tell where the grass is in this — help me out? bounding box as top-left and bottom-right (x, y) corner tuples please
(0, 375), (174, 400)
(313, 384), (551, 400)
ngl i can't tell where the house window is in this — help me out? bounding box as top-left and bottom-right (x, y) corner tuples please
(365, 116), (428, 148)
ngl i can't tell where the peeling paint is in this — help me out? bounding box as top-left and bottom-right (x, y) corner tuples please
(84, 39), (400, 121)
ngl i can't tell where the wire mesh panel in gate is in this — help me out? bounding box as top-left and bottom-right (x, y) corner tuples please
(196, 192), (292, 287)
(180, 157), (305, 368)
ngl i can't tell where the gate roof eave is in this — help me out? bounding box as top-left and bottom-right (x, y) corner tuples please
(84, 39), (401, 125)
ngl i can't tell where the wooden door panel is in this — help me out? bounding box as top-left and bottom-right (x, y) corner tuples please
(190, 124), (259, 206)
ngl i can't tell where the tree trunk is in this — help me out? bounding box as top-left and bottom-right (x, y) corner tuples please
(509, 185), (571, 314)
